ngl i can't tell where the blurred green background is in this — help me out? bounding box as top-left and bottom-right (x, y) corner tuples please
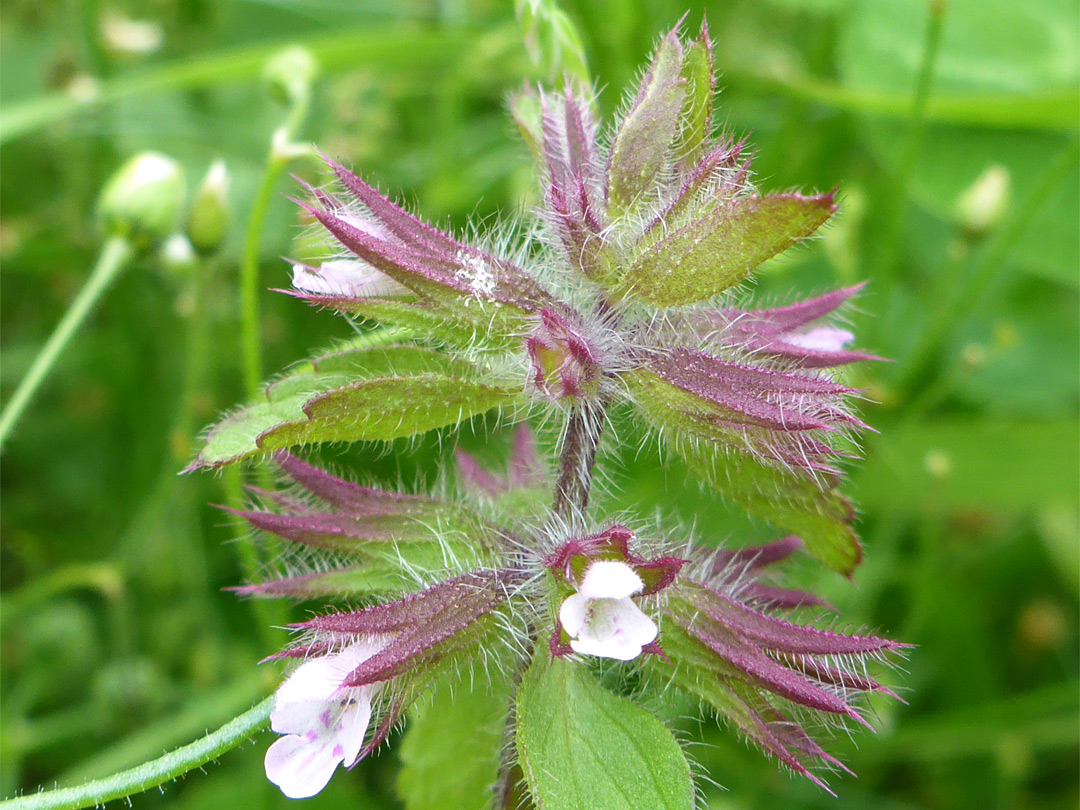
(1, 1), (1077, 808)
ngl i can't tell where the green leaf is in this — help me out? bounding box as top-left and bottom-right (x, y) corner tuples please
(327, 299), (523, 351)
(397, 673), (512, 810)
(615, 193), (835, 306)
(676, 35), (714, 164)
(191, 345), (520, 469)
(516, 656), (694, 810)
(607, 34), (686, 215)
(676, 436), (861, 575)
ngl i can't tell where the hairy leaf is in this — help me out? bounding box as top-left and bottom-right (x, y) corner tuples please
(674, 435), (860, 575)
(516, 656), (694, 810)
(607, 32), (686, 215)
(616, 192), (836, 306)
(191, 347), (520, 469)
(398, 673), (512, 810)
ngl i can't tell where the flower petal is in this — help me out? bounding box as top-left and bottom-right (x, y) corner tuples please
(579, 560), (644, 600)
(558, 592), (590, 638)
(271, 640), (387, 734)
(572, 597), (658, 661)
(265, 734), (345, 799)
(785, 326), (855, 353)
(292, 258), (408, 298)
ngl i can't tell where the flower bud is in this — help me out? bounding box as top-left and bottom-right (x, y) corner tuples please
(186, 160), (230, 254)
(955, 164), (1010, 237)
(159, 233), (197, 279)
(526, 309), (601, 401)
(264, 46), (318, 107)
(98, 151), (186, 243)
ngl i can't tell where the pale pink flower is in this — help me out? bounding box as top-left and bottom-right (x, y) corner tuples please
(265, 638), (386, 799)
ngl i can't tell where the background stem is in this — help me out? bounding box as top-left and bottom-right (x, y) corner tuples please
(0, 235), (132, 451)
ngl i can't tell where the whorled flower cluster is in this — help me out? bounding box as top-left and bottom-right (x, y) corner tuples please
(231, 429), (904, 798)
(197, 18), (909, 803)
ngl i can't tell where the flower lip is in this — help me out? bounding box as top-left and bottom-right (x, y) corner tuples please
(265, 638), (388, 798)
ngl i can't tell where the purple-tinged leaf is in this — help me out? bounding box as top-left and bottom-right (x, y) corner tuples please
(673, 611), (869, 724)
(691, 584), (901, 656)
(738, 583), (833, 611)
(454, 447), (506, 496)
(710, 536), (804, 576)
(646, 349), (861, 433)
(691, 284), (883, 368)
(275, 452), (436, 514)
(227, 508), (475, 551)
(230, 565), (404, 599)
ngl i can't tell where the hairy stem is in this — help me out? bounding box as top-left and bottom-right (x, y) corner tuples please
(0, 697), (272, 810)
(0, 235), (133, 451)
(552, 400), (607, 520)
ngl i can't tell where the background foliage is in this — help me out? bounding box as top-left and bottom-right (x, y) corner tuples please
(1, 0), (1076, 808)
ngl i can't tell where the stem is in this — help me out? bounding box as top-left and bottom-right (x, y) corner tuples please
(874, 0), (946, 287)
(238, 154), (286, 398)
(552, 400), (607, 520)
(0, 235), (133, 451)
(228, 93), (312, 646)
(0, 697), (272, 810)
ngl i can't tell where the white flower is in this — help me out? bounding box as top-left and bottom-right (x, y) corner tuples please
(558, 560), (658, 661)
(786, 326), (855, 353)
(291, 258), (408, 298)
(264, 638), (386, 799)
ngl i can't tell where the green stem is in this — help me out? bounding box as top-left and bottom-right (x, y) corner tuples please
(0, 697), (273, 810)
(0, 235), (133, 451)
(874, 0), (946, 286)
(238, 154), (286, 398)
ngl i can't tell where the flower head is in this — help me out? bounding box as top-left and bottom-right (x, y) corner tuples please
(266, 22), (879, 575)
(545, 525), (685, 660)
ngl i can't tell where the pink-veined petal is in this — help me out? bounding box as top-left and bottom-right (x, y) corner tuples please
(570, 597), (657, 661)
(559, 592), (590, 638)
(265, 734), (345, 799)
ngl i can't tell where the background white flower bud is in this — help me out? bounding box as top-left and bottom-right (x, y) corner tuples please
(187, 160), (231, 254)
(98, 152), (186, 243)
(955, 164), (1011, 237)
(264, 45), (318, 107)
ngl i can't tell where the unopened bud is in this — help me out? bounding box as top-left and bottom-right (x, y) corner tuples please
(159, 233), (197, 279)
(264, 46), (317, 107)
(187, 160), (230, 254)
(98, 152), (186, 243)
(955, 165), (1010, 237)
(526, 309), (601, 401)
(100, 10), (163, 57)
